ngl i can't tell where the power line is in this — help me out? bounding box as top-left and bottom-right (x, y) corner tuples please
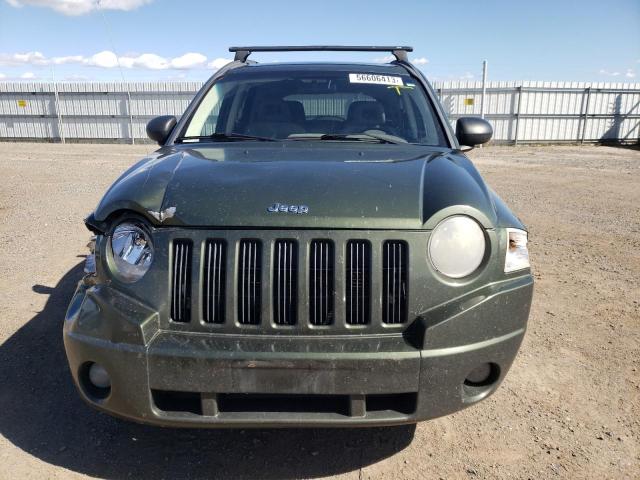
(96, 0), (135, 144)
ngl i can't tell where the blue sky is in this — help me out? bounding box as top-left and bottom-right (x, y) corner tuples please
(0, 0), (638, 82)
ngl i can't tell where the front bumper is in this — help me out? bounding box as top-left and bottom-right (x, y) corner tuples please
(63, 274), (533, 428)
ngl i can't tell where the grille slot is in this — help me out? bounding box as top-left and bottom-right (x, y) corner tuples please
(273, 240), (298, 325)
(238, 240), (262, 325)
(309, 240), (335, 325)
(203, 240), (226, 324)
(383, 241), (408, 324)
(171, 239), (192, 322)
(346, 240), (371, 325)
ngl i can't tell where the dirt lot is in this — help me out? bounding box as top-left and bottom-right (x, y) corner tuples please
(0, 143), (638, 479)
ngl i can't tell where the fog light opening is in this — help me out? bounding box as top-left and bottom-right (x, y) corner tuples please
(80, 362), (112, 400)
(464, 363), (500, 388)
(89, 363), (111, 389)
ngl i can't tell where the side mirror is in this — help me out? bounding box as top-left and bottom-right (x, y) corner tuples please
(146, 115), (177, 145)
(455, 117), (493, 148)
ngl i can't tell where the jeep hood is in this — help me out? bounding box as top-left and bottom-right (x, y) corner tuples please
(93, 143), (521, 230)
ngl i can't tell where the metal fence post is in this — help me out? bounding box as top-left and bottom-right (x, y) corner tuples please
(51, 78), (65, 144)
(581, 86), (592, 144)
(514, 86), (523, 145)
(480, 60), (487, 119)
(127, 89), (135, 145)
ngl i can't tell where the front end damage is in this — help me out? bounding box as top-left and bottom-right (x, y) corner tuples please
(64, 227), (533, 428)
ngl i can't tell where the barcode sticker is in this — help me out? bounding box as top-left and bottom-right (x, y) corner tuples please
(348, 73), (403, 86)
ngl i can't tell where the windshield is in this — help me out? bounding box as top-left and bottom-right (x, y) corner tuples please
(179, 67), (448, 146)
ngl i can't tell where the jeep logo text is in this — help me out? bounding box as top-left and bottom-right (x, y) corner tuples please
(267, 203), (309, 214)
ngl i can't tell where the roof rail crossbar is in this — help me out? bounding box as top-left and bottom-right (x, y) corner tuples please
(229, 46), (413, 63)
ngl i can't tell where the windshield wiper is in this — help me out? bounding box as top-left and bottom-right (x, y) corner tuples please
(292, 131), (407, 145)
(176, 132), (278, 143)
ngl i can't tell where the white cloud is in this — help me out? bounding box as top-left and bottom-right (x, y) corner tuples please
(123, 53), (169, 69)
(600, 67), (639, 79)
(0, 51), (48, 66)
(87, 50), (119, 68)
(208, 57), (232, 70)
(170, 52), (207, 69)
(459, 72), (475, 80)
(5, 0), (152, 16)
(0, 72), (37, 81)
(0, 50), (226, 71)
(373, 55), (395, 63)
(64, 74), (90, 81)
(52, 55), (86, 65)
(373, 55), (428, 66)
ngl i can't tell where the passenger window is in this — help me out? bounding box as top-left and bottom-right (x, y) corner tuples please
(184, 82), (232, 137)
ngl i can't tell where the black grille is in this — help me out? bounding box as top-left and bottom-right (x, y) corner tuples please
(309, 240), (335, 325)
(171, 240), (192, 322)
(203, 240), (226, 324)
(273, 240), (298, 325)
(168, 236), (411, 330)
(238, 240), (261, 325)
(346, 240), (371, 325)
(382, 241), (408, 324)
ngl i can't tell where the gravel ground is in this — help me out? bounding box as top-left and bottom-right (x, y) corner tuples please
(0, 143), (638, 480)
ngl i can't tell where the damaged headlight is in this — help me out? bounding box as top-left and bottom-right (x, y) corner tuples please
(428, 215), (486, 278)
(84, 236), (97, 275)
(109, 222), (154, 282)
(504, 228), (530, 273)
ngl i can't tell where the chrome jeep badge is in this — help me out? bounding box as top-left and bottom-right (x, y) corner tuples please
(267, 203), (309, 214)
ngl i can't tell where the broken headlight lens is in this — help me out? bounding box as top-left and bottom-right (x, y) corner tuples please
(504, 228), (530, 273)
(428, 215), (486, 278)
(109, 222), (154, 282)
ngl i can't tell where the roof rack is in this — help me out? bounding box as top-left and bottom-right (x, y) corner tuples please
(228, 45), (413, 63)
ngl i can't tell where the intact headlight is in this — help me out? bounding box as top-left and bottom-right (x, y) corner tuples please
(109, 222), (154, 282)
(428, 216), (486, 278)
(504, 228), (530, 273)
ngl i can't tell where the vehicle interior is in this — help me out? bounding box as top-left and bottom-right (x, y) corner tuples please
(183, 71), (447, 146)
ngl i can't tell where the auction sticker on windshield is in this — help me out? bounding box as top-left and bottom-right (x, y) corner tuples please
(348, 73), (403, 86)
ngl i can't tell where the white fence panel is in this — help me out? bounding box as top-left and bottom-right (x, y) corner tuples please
(1, 80), (639, 144)
(433, 80), (640, 144)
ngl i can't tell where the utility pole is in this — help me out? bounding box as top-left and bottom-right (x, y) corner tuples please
(480, 60), (488, 119)
(51, 65), (65, 144)
(480, 60), (488, 148)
